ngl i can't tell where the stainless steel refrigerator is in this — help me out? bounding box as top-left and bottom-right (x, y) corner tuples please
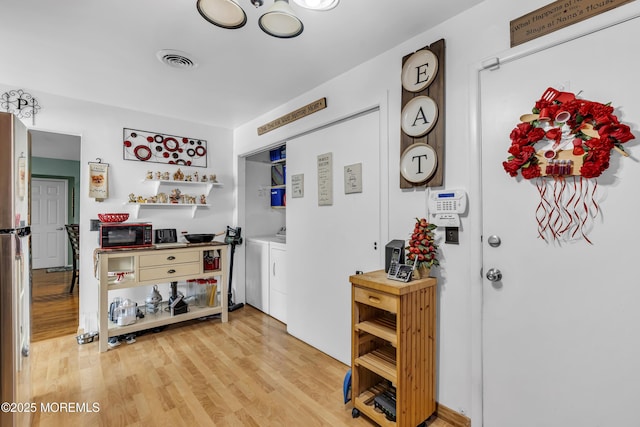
(0, 112), (32, 427)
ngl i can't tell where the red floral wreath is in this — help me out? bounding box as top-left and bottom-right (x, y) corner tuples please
(503, 88), (634, 179)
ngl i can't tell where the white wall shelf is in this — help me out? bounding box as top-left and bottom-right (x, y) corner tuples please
(126, 202), (210, 219)
(142, 178), (223, 195)
(126, 179), (222, 218)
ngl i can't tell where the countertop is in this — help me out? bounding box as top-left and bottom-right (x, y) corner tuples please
(247, 235), (286, 245)
(94, 241), (228, 255)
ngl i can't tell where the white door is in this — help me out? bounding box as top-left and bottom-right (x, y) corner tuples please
(480, 18), (640, 427)
(31, 178), (68, 269)
(287, 109), (381, 364)
(269, 244), (287, 323)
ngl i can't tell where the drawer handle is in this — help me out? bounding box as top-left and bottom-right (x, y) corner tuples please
(167, 256), (176, 260)
(368, 296), (381, 304)
(167, 269), (176, 274)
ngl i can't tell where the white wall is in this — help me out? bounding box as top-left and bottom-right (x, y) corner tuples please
(244, 159), (286, 238)
(0, 83), (234, 326)
(233, 0), (640, 421)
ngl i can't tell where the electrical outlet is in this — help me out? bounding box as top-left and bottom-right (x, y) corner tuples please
(445, 227), (459, 244)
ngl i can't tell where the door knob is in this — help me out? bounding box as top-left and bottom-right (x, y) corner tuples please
(56, 227), (64, 230)
(486, 268), (502, 282)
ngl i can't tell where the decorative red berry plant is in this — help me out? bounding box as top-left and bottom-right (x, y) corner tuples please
(406, 217), (439, 272)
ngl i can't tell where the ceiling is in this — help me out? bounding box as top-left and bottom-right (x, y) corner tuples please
(1, 0), (484, 129)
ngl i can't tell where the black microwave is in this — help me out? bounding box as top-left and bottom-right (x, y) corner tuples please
(99, 223), (153, 249)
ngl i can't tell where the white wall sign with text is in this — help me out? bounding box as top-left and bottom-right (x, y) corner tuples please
(344, 163), (363, 194)
(291, 173), (304, 198)
(317, 152), (333, 206)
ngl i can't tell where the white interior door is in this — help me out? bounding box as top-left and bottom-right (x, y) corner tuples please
(31, 178), (67, 269)
(480, 18), (640, 427)
(287, 109), (381, 364)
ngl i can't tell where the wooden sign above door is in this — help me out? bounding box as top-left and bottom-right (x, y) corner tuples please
(400, 39), (445, 188)
(510, 0), (635, 47)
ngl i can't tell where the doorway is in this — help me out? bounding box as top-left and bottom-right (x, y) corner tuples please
(30, 130), (81, 340)
(31, 178), (68, 269)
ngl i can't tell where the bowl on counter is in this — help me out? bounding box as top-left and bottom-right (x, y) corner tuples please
(98, 213), (129, 223)
(183, 234), (215, 243)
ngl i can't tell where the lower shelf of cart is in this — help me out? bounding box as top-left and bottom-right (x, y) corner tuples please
(107, 303), (223, 336)
(354, 394), (397, 427)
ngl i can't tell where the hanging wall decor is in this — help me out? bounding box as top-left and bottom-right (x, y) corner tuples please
(503, 87), (635, 243)
(123, 128), (208, 167)
(1, 89), (41, 125)
(88, 159), (109, 201)
(400, 39), (445, 188)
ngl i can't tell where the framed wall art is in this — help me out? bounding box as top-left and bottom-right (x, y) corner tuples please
(123, 128), (208, 167)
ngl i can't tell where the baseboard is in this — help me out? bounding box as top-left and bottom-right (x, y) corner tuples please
(436, 402), (471, 427)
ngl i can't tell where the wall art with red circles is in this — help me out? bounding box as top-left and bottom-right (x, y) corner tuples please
(122, 128), (208, 167)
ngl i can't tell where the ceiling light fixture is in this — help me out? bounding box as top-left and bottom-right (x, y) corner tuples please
(258, 0), (303, 38)
(197, 0), (338, 39)
(197, 0), (247, 29)
(292, 0), (339, 11)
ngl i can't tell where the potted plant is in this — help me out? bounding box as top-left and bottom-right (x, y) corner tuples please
(406, 217), (439, 279)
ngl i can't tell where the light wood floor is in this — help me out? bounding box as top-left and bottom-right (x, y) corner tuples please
(29, 273), (454, 427)
(32, 268), (79, 341)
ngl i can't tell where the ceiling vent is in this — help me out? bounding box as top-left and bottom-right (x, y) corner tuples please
(156, 49), (198, 69)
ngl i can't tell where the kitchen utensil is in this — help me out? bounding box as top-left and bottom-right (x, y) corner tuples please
(183, 233), (214, 243)
(540, 87), (575, 104)
(116, 299), (137, 326)
(98, 213), (130, 223)
(519, 113), (540, 122)
(145, 285), (163, 314)
(541, 87), (560, 102)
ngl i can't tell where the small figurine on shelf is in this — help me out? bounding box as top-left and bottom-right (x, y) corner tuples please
(128, 193), (137, 203)
(194, 171), (199, 182)
(173, 168), (184, 181)
(137, 196), (146, 203)
(157, 192), (168, 204)
(155, 171), (161, 180)
(147, 195), (157, 204)
(185, 174), (192, 182)
(201, 174), (208, 182)
(170, 188), (181, 204)
(146, 170), (153, 180)
(209, 174), (217, 183)
(162, 171), (170, 180)
(200, 194), (207, 204)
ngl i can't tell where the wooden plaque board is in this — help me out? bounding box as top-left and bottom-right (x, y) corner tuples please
(400, 39), (445, 189)
(510, 0), (635, 47)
